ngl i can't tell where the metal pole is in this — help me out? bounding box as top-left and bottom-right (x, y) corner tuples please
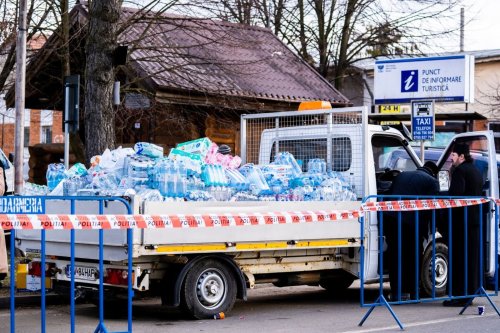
(64, 85), (70, 169)
(460, 7), (465, 52)
(420, 141), (425, 163)
(1, 113), (4, 149)
(14, 0), (27, 194)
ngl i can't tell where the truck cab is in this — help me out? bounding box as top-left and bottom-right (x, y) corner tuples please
(243, 106), (424, 283)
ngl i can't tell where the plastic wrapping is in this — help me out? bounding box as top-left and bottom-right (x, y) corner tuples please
(42, 142), (357, 202)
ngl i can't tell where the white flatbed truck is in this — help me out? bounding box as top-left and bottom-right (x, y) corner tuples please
(14, 106), (499, 319)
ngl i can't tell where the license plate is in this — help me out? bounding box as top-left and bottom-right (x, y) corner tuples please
(65, 265), (97, 281)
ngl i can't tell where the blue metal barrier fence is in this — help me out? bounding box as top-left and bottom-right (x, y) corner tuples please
(359, 195), (500, 330)
(3, 196), (133, 333)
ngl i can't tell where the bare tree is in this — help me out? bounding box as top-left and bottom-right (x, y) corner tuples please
(0, 0), (76, 93)
(187, 0), (466, 90)
(475, 80), (500, 120)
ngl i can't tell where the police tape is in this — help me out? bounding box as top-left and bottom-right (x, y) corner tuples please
(0, 209), (361, 230)
(0, 197), (496, 230)
(361, 197), (490, 212)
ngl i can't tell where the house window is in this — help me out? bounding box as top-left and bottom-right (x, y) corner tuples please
(24, 127), (30, 147)
(41, 126), (52, 143)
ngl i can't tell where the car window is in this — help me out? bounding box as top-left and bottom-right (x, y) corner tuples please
(372, 135), (418, 172)
(440, 136), (492, 187)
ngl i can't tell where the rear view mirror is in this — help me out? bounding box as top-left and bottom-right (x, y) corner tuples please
(438, 170), (450, 192)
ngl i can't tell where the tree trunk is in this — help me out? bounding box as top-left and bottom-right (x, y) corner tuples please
(84, 0), (121, 163)
(335, 0), (357, 90)
(61, 0), (70, 76)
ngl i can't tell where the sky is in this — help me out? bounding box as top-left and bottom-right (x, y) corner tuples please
(460, 0), (500, 51)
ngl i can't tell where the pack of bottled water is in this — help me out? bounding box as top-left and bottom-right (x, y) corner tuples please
(36, 138), (357, 202)
(154, 159), (188, 198)
(46, 163), (66, 191)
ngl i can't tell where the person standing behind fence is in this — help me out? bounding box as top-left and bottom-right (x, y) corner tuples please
(443, 143), (483, 307)
(385, 161), (440, 300)
(0, 159), (8, 287)
(0, 230), (7, 287)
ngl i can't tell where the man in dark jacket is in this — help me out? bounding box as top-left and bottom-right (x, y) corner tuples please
(443, 143), (484, 306)
(385, 161), (440, 300)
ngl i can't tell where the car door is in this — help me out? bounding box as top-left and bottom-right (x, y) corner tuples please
(436, 131), (499, 278)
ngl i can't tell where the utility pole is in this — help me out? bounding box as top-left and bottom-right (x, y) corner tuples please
(14, 0), (27, 194)
(460, 7), (464, 52)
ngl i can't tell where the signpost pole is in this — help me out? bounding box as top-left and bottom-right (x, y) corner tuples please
(420, 141), (425, 163)
(14, 0), (27, 195)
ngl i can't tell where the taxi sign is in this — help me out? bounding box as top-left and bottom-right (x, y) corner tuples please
(411, 100), (434, 141)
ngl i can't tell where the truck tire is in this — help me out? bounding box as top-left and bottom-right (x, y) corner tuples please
(319, 274), (355, 294)
(181, 259), (237, 319)
(421, 242), (448, 297)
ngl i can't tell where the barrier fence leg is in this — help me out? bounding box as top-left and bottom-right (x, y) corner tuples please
(459, 287), (500, 316)
(358, 209), (404, 330)
(358, 295), (404, 330)
(70, 201), (76, 333)
(10, 229), (16, 333)
(127, 228), (133, 333)
(93, 229), (108, 333)
(88, 198), (132, 333)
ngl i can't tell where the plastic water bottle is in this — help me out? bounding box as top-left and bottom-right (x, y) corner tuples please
(176, 161), (187, 198)
(320, 159), (326, 174)
(158, 160), (168, 197)
(46, 164), (55, 190)
(63, 177), (80, 196)
(349, 172), (357, 199)
(47, 163), (65, 191)
(215, 165), (228, 186)
(167, 160), (176, 197)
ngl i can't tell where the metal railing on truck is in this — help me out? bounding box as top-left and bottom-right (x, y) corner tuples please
(1, 196), (134, 333)
(358, 195), (500, 330)
(240, 107), (366, 199)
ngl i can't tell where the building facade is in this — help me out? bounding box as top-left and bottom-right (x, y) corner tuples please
(0, 94), (63, 159)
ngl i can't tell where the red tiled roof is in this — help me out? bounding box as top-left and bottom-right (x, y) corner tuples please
(115, 7), (349, 105)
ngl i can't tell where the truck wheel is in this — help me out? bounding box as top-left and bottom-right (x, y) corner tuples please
(181, 259), (237, 319)
(421, 242), (448, 297)
(320, 275), (355, 294)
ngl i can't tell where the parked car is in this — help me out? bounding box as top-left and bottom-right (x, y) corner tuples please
(0, 148), (14, 194)
(385, 146), (500, 190)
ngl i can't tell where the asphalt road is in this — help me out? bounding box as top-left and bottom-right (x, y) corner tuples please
(1, 283), (500, 333)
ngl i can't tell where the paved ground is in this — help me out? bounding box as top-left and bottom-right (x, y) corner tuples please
(1, 282), (500, 332)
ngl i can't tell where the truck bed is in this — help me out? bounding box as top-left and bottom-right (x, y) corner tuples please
(15, 198), (362, 261)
